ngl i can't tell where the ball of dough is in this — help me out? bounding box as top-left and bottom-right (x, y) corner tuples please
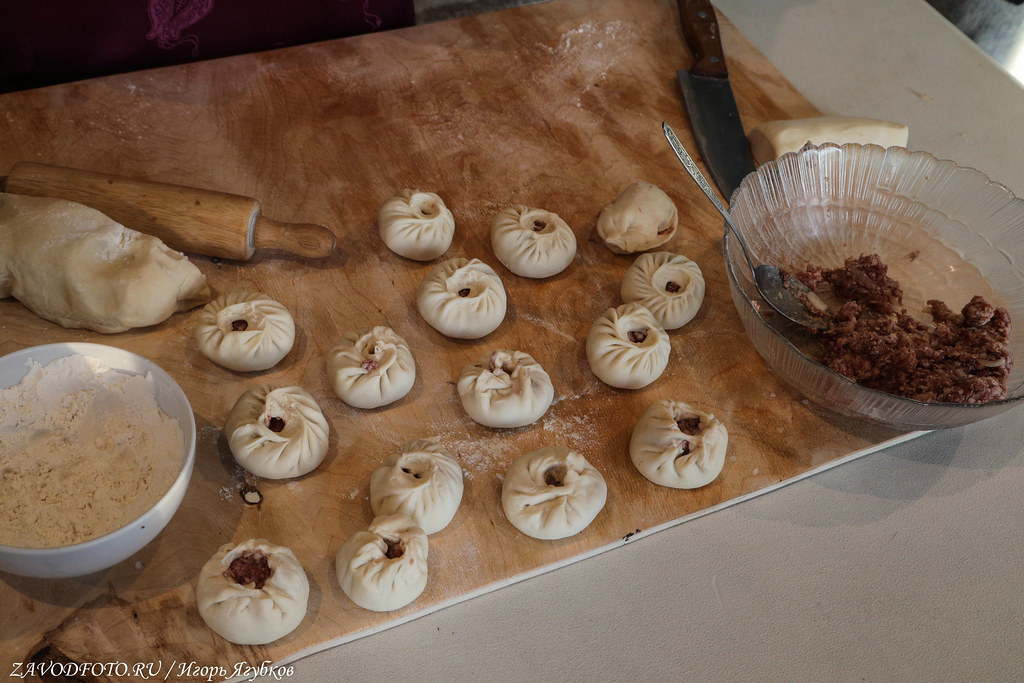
(335, 514), (429, 612)
(621, 251), (705, 329)
(457, 349), (554, 428)
(0, 192), (210, 333)
(378, 189), (455, 261)
(416, 257), (507, 339)
(225, 385), (330, 479)
(501, 446), (607, 540)
(370, 439), (464, 534)
(586, 302), (671, 389)
(196, 538), (309, 645)
(194, 291), (295, 372)
(596, 182), (678, 254)
(326, 326), (416, 409)
(629, 399), (728, 489)
(490, 205), (576, 278)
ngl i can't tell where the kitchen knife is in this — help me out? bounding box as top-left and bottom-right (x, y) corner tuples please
(676, 0), (757, 199)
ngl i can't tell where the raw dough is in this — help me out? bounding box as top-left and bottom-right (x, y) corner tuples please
(490, 205), (576, 278)
(335, 513), (429, 611)
(416, 257), (507, 339)
(595, 182), (677, 254)
(224, 385), (329, 480)
(0, 192), (210, 333)
(586, 302), (671, 389)
(629, 399), (728, 489)
(194, 291), (295, 372)
(620, 251), (705, 329)
(457, 349), (554, 428)
(196, 538), (309, 645)
(747, 116), (910, 165)
(369, 438), (464, 534)
(378, 189), (455, 261)
(326, 326), (416, 409)
(501, 446), (607, 540)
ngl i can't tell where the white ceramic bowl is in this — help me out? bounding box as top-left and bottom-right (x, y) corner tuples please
(0, 343), (195, 578)
(724, 143), (1024, 430)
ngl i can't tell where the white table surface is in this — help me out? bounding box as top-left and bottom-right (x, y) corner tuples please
(276, 1), (1024, 679)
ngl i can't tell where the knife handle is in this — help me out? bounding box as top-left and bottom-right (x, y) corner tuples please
(678, 0), (729, 78)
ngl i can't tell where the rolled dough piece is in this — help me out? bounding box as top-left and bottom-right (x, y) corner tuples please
(501, 445), (607, 540)
(629, 399), (728, 489)
(457, 349), (554, 428)
(224, 385), (330, 480)
(586, 302), (671, 389)
(194, 291), (295, 372)
(196, 538), (309, 645)
(378, 189), (455, 261)
(490, 205), (576, 278)
(326, 325), (416, 409)
(335, 513), (429, 612)
(620, 251), (705, 330)
(0, 192), (210, 333)
(416, 257), (507, 339)
(596, 182), (677, 254)
(369, 438), (464, 534)
(747, 116), (910, 165)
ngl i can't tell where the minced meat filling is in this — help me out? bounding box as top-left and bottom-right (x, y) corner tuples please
(787, 254), (1013, 404)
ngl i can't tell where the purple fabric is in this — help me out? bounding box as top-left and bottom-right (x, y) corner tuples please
(0, 0), (416, 93)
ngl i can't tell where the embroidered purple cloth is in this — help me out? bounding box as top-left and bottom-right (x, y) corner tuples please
(0, 0), (416, 93)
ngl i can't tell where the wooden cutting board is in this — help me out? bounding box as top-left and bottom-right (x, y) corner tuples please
(0, 0), (913, 676)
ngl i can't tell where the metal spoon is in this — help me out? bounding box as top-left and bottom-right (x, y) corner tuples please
(661, 121), (828, 329)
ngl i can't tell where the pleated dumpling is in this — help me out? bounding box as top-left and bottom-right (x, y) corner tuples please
(378, 189), (455, 261)
(416, 257), (507, 339)
(194, 291), (295, 372)
(335, 514), (429, 612)
(224, 385), (330, 479)
(326, 326), (416, 409)
(629, 399), (728, 489)
(585, 302), (671, 389)
(369, 439), (464, 534)
(621, 251), (705, 329)
(596, 182), (678, 254)
(457, 349), (554, 428)
(490, 205), (576, 278)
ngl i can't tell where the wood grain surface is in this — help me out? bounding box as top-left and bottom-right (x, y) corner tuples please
(0, 0), (910, 676)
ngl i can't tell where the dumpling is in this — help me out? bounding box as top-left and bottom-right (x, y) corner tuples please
(629, 399), (728, 489)
(378, 189), (455, 261)
(416, 257), (507, 339)
(596, 182), (678, 254)
(326, 326), (416, 409)
(224, 385), (330, 479)
(369, 439), (464, 534)
(196, 538), (309, 645)
(586, 302), (671, 389)
(501, 446), (607, 540)
(335, 513), (429, 612)
(489, 205), (576, 278)
(457, 349), (554, 428)
(194, 291), (295, 372)
(620, 251), (705, 329)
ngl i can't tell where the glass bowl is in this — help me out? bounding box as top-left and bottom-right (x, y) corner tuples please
(724, 143), (1024, 430)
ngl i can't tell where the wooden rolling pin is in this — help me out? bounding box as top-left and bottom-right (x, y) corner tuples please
(3, 162), (336, 261)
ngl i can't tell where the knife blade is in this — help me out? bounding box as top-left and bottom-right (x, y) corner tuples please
(675, 0), (756, 200)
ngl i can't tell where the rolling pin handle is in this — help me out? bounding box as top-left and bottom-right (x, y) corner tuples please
(252, 215), (336, 259)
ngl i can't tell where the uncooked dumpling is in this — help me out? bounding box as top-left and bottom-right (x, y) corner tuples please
(629, 399), (728, 489)
(0, 192), (210, 333)
(196, 538), (309, 645)
(194, 291), (295, 372)
(620, 251), (705, 329)
(326, 326), (416, 409)
(378, 189), (455, 261)
(224, 385), (330, 479)
(596, 182), (678, 254)
(457, 349), (554, 428)
(586, 302), (671, 389)
(501, 446), (607, 540)
(369, 439), (464, 534)
(416, 257), (507, 339)
(335, 513), (429, 612)
(490, 205), (576, 278)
